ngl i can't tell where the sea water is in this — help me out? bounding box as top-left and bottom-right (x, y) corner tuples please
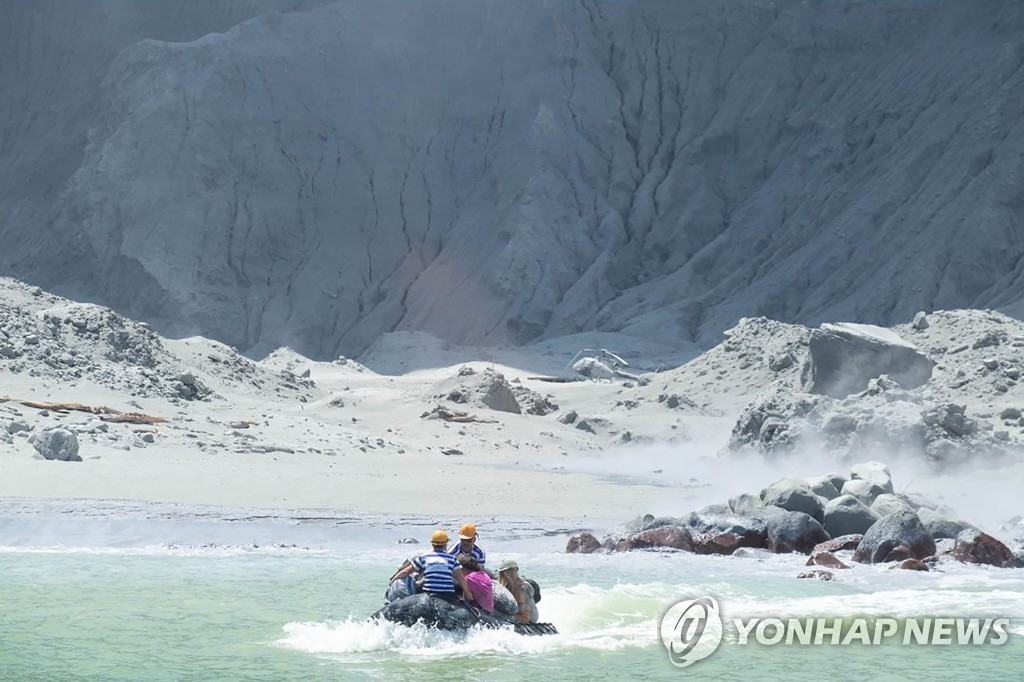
(1, 505), (1022, 682)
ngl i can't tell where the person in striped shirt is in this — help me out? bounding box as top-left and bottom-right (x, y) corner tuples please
(390, 530), (470, 599)
(448, 523), (486, 568)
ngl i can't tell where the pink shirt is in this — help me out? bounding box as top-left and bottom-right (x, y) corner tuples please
(465, 570), (494, 612)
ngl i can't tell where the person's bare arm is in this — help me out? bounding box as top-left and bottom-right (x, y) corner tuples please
(454, 567), (471, 599)
(391, 562), (416, 583)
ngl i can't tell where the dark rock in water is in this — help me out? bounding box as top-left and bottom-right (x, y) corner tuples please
(566, 532), (602, 554)
(692, 532), (745, 555)
(806, 551), (849, 569)
(951, 530), (1015, 568)
(1013, 548), (1024, 569)
(882, 544), (912, 562)
(813, 534), (863, 554)
(685, 510), (768, 550)
(853, 510), (936, 564)
(732, 547), (773, 560)
(396, 537), (420, 545)
(894, 558), (930, 571)
(763, 509), (830, 554)
(761, 478), (825, 521)
(802, 323), (933, 398)
(613, 526), (693, 552)
(823, 495), (879, 537)
(797, 570), (834, 581)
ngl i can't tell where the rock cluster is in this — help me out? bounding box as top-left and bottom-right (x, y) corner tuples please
(568, 461), (1021, 572)
(0, 279), (212, 401)
(728, 311), (1024, 465)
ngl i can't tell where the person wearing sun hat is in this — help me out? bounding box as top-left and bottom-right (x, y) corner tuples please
(447, 522), (487, 567)
(497, 558), (538, 623)
(389, 529), (470, 601)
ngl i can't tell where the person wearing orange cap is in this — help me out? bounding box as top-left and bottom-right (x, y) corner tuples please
(447, 522), (487, 568)
(390, 530), (470, 600)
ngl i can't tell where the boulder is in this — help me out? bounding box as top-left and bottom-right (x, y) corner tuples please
(870, 494), (915, 518)
(728, 493), (764, 514)
(761, 478), (825, 520)
(566, 532), (602, 554)
(479, 373), (521, 413)
(6, 420), (30, 435)
(840, 479), (886, 504)
(806, 551), (850, 569)
(895, 558), (930, 571)
(613, 526), (693, 552)
(684, 510), (768, 550)
(641, 516), (686, 531)
(853, 510), (936, 564)
(804, 475), (841, 501)
(812, 534), (863, 554)
(764, 510), (830, 554)
(917, 508), (972, 540)
(823, 495), (879, 537)
(802, 323), (933, 398)
(912, 312), (929, 330)
(692, 532), (746, 555)
(849, 462), (895, 494)
(951, 530), (1015, 568)
(29, 426), (81, 462)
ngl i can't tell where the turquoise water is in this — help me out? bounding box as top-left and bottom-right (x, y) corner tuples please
(1, 513), (1023, 681)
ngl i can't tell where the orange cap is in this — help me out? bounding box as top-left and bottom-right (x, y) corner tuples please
(431, 530), (449, 545)
(458, 523), (477, 540)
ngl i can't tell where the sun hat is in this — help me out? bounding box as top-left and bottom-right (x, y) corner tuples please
(498, 559), (518, 573)
(431, 529), (449, 545)
(458, 523), (477, 540)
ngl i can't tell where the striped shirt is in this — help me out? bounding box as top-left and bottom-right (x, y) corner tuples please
(446, 543), (486, 567)
(411, 551), (460, 594)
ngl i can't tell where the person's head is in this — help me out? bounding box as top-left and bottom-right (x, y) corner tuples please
(430, 529), (449, 550)
(457, 523), (477, 550)
(457, 554), (481, 573)
(497, 558), (519, 583)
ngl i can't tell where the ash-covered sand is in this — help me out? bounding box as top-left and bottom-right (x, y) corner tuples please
(1, 278), (1023, 530)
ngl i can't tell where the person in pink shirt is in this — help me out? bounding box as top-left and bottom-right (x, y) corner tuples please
(457, 555), (494, 613)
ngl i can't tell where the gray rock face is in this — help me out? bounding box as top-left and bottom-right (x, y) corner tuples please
(823, 495), (880, 538)
(916, 508), (971, 540)
(802, 324), (933, 398)
(853, 510), (936, 564)
(6, 420), (30, 435)
(6, 3), (1024, 359)
(761, 478), (825, 520)
(30, 426), (82, 462)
